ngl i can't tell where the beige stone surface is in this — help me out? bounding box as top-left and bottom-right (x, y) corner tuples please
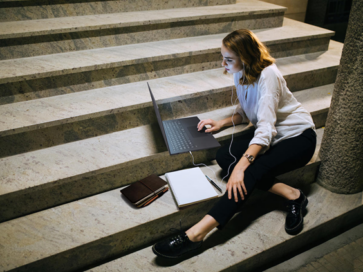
(276, 40), (341, 76)
(0, 1), (285, 39)
(294, 84), (334, 115)
(0, 18), (333, 84)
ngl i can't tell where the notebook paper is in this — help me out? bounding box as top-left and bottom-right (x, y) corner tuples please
(165, 167), (218, 208)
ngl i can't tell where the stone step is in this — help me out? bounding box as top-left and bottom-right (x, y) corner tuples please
(0, 0), (286, 59)
(0, 83), (330, 222)
(0, 41), (342, 158)
(0, 0), (235, 22)
(0, 128), (329, 272)
(86, 182), (363, 272)
(0, 18), (334, 104)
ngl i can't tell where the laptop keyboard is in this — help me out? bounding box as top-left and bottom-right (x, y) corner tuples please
(163, 121), (196, 152)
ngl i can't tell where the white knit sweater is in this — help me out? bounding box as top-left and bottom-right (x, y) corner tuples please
(234, 63), (315, 153)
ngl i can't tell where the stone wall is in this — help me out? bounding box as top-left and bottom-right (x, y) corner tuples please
(260, 0), (308, 21)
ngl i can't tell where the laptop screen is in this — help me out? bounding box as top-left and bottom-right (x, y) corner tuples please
(147, 82), (170, 152)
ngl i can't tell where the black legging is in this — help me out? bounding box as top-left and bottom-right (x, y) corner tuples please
(208, 128), (316, 229)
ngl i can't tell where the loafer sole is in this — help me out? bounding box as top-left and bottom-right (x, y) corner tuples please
(152, 242), (202, 259)
(152, 245), (179, 259)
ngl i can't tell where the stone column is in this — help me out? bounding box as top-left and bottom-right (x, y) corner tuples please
(317, 0), (363, 194)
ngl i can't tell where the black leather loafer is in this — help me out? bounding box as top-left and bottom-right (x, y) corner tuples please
(285, 190), (308, 235)
(152, 232), (202, 258)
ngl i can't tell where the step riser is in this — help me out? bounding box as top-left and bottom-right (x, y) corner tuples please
(0, 13), (283, 60)
(3, 162), (320, 271)
(275, 161), (320, 189)
(310, 110), (328, 129)
(0, 118), (323, 223)
(0, 0), (235, 22)
(285, 67), (338, 93)
(267, 37), (330, 59)
(0, 37), (329, 105)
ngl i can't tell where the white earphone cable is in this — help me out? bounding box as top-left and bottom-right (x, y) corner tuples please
(189, 64), (247, 184)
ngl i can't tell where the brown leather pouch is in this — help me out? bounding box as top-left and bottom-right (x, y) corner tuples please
(120, 174), (167, 206)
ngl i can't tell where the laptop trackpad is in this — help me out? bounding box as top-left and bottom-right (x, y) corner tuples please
(187, 126), (209, 138)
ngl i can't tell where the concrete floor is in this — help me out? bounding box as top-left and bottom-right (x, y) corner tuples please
(265, 223), (363, 272)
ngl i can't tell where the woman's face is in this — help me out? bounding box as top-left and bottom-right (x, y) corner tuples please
(221, 44), (243, 74)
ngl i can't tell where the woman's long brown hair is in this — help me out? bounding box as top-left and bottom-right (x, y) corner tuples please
(223, 29), (275, 85)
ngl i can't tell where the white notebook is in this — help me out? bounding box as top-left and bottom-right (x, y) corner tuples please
(165, 167), (218, 208)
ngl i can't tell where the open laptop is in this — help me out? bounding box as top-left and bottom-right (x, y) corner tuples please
(147, 83), (221, 155)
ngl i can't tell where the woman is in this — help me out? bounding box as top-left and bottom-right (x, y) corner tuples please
(152, 29), (316, 259)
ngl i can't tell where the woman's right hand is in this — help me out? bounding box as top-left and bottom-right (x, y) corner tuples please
(197, 119), (223, 133)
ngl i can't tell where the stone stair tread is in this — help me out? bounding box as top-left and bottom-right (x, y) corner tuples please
(0, 128), (326, 271)
(0, 18), (334, 84)
(86, 183), (363, 272)
(0, 0), (286, 39)
(0, 39), (342, 137)
(293, 84), (334, 114)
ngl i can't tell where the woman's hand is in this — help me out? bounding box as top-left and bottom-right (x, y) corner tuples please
(227, 165), (247, 202)
(197, 119), (223, 133)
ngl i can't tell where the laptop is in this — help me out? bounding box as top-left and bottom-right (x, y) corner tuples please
(147, 83), (221, 155)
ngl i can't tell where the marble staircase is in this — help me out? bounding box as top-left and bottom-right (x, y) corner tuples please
(1, 0), (361, 271)
(0, 39), (340, 222)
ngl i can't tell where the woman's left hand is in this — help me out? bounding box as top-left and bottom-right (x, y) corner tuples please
(227, 165), (247, 202)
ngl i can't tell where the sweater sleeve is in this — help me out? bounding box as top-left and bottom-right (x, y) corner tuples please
(248, 68), (281, 153)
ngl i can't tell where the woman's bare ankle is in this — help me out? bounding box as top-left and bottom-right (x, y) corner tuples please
(185, 229), (205, 242)
(287, 188), (300, 201)
(185, 215), (219, 242)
